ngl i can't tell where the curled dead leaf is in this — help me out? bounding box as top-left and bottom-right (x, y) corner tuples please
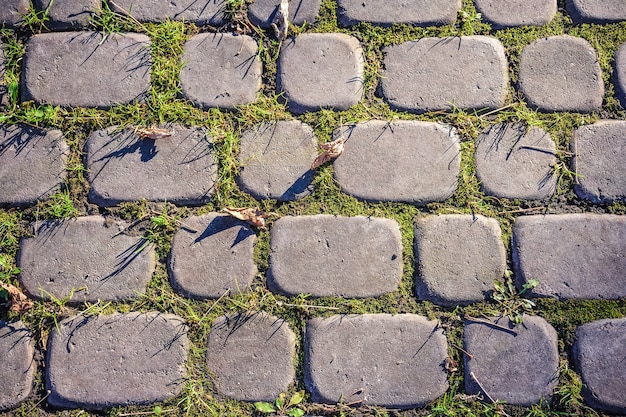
(444, 356), (458, 373)
(271, 0), (289, 41)
(0, 282), (33, 314)
(311, 136), (345, 169)
(134, 126), (172, 140)
(222, 207), (268, 230)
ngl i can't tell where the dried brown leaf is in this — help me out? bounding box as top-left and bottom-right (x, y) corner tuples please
(311, 137), (345, 169)
(134, 126), (172, 140)
(0, 282), (33, 314)
(271, 0), (289, 40)
(222, 207), (268, 230)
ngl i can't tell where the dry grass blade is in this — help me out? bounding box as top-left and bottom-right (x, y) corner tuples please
(311, 136), (345, 169)
(271, 0), (289, 40)
(222, 207), (268, 230)
(1, 282), (34, 314)
(134, 126), (172, 140)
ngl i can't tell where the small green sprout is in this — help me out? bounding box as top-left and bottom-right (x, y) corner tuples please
(254, 391), (305, 417)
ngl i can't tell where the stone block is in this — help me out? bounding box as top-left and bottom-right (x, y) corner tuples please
(34, 0), (100, 29)
(0, 0), (29, 27)
(336, 0), (461, 27)
(107, 0), (226, 25)
(616, 42), (626, 109)
(566, 0), (626, 23)
(474, 0), (556, 28)
(0, 321), (35, 411)
(248, 0), (322, 27)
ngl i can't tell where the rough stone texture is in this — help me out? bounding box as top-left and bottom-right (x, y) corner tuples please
(336, 0), (461, 27)
(0, 321), (35, 411)
(34, 0), (100, 29)
(573, 318), (626, 414)
(572, 121), (626, 203)
(616, 42), (626, 109)
(237, 120), (317, 201)
(333, 121), (461, 204)
(46, 312), (188, 410)
(380, 36), (508, 113)
(475, 123), (557, 200)
(464, 316), (559, 406)
(414, 215), (507, 306)
(169, 213), (257, 299)
(18, 216), (156, 304)
(180, 33), (262, 110)
(268, 215), (402, 297)
(518, 35), (604, 113)
(85, 124), (217, 206)
(0, 0), (29, 27)
(305, 314), (448, 409)
(21, 32), (151, 108)
(0, 124), (69, 207)
(566, 0), (626, 23)
(474, 0), (557, 28)
(248, 0), (322, 27)
(206, 312), (295, 402)
(108, 0), (226, 25)
(277, 33), (364, 114)
(513, 214), (626, 300)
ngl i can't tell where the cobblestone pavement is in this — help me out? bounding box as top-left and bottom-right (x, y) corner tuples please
(1, 0), (626, 415)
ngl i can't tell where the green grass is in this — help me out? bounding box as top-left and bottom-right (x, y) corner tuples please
(1, 0), (625, 416)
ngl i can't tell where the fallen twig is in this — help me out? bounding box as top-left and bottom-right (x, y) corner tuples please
(470, 371), (496, 403)
(464, 314), (518, 335)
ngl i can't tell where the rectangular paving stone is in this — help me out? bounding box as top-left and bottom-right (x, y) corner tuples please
(34, 0), (100, 29)
(206, 312), (296, 402)
(21, 32), (151, 109)
(181, 33), (262, 110)
(573, 318), (626, 414)
(512, 214), (626, 300)
(336, 0), (461, 27)
(268, 215), (402, 297)
(380, 36), (508, 113)
(277, 33), (364, 114)
(414, 215), (507, 306)
(0, 321), (35, 411)
(18, 215), (156, 304)
(0, 124), (69, 207)
(46, 312), (188, 410)
(519, 35), (604, 113)
(85, 124), (217, 206)
(463, 315), (559, 406)
(0, 0), (29, 27)
(305, 314), (449, 409)
(572, 120), (626, 203)
(474, 0), (556, 28)
(237, 120), (317, 201)
(248, 0), (322, 27)
(333, 121), (460, 204)
(169, 213), (257, 299)
(616, 42), (626, 109)
(566, 0), (626, 23)
(107, 0), (226, 25)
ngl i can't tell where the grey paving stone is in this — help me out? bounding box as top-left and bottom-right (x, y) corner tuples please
(180, 33), (262, 110)
(18, 215), (156, 304)
(107, 0), (226, 25)
(475, 123), (557, 200)
(21, 32), (151, 109)
(34, 0), (100, 29)
(414, 215), (506, 306)
(463, 315), (559, 406)
(237, 120), (317, 201)
(573, 318), (626, 414)
(566, 0), (626, 24)
(0, 321), (35, 411)
(268, 215), (402, 297)
(0, 0), (29, 27)
(380, 36), (508, 113)
(336, 0), (461, 27)
(512, 214), (626, 300)
(333, 120), (460, 204)
(46, 312), (188, 409)
(0, 124), (69, 207)
(518, 35), (604, 113)
(475, 0), (556, 28)
(572, 120), (626, 203)
(615, 42), (626, 110)
(277, 33), (364, 114)
(85, 124), (217, 206)
(248, 0), (322, 27)
(169, 213), (257, 299)
(305, 314), (448, 409)
(206, 312), (295, 402)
